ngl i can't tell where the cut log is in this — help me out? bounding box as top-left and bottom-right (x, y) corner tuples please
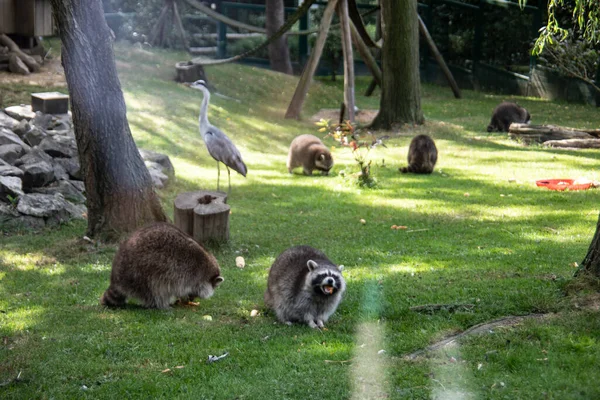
(543, 139), (600, 149)
(8, 53), (30, 75)
(0, 34), (40, 72)
(509, 123), (597, 144)
(193, 195), (230, 243)
(175, 61), (206, 83)
(174, 190), (228, 242)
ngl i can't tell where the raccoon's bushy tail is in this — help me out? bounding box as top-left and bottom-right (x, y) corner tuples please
(100, 286), (126, 307)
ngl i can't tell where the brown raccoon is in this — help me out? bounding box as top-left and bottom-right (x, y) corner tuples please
(100, 222), (224, 309)
(287, 134), (333, 176)
(400, 134), (438, 174)
(487, 102), (530, 132)
(265, 245), (345, 329)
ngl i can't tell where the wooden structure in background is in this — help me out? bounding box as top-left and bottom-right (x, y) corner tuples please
(0, 0), (54, 38)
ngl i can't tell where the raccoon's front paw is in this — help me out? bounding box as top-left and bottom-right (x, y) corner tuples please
(307, 320), (318, 329)
(316, 319), (325, 329)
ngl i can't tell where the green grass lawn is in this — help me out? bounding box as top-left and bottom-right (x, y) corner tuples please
(2, 42), (600, 399)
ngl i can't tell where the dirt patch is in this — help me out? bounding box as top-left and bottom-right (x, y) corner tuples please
(311, 108), (379, 125)
(0, 56), (66, 88)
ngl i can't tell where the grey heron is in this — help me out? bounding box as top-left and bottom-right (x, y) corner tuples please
(189, 80), (247, 193)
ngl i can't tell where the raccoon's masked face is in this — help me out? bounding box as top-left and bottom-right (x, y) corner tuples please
(315, 153), (333, 173)
(307, 260), (344, 296)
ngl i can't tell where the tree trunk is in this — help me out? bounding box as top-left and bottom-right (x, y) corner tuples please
(49, 0), (167, 240)
(581, 221), (600, 278)
(266, 0), (293, 75)
(370, 0), (424, 129)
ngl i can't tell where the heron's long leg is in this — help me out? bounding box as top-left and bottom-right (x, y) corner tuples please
(216, 161), (220, 191)
(227, 166), (231, 195)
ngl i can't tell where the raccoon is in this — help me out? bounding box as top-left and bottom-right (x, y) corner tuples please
(287, 134), (334, 176)
(400, 134), (438, 174)
(100, 222), (224, 309)
(264, 245), (345, 329)
(487, 102), (530, 132)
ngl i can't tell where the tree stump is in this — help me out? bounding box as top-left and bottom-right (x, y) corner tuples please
(173, 190), (229, 243)
(175, 61), (206, 83)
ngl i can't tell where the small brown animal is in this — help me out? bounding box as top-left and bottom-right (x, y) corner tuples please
(487, 102), (530, 132)
(400, 134), (438, 174)
(287, 134), (333, 175)
(100, 223), (224, 309)
(265, 245), (345, 329)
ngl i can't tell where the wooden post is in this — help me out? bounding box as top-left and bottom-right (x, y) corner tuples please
(172, 0), (190, 50)
(174, 190), (228, 242)
(350, 20), (381, 87)
(193, 195), (230, 243)
(338, 0), (355, 122)
(285, 0), (339, 119)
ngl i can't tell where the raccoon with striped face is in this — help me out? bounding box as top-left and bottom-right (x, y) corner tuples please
(265, 245), (345, 329)
(487, 102), (530, 132)
(287, 134), (333, 176)
(100, 223), (224, 309)
(400, 134), (438, 174)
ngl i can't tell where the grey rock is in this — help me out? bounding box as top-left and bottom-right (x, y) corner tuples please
(15, 147), (54, 166)
(31, 112), (53, 130)
(23, 126), (47, 146)
(17, 192), (67, 218)
(52, 161), (69, 181)
(4, 105), (36, 121)
(13, 119), (31, 137)
(0, 175), (24, 200)
(54, 157), (81, 180)
(39, 136), (74, 158)
(70, 180), (85, 192)
(146, 162), (168, 189)
(140, 149), (175, 177)
(0, 165), (24, 178)
(0, 202), (19, 220)
(21, 161), (55, 189)
(0, 127), (31, 151)
(0, 144), (25, 165)
(0, 111), (19, 130)
(33, 180), (86, 204)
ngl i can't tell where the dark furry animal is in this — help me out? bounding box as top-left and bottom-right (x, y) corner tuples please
(264, 245), (345, 329)
(287, 134), (334, 175)
(100, 223), (223, 309)
(400, 134), (438, 174)
(487, 102), (530, 132)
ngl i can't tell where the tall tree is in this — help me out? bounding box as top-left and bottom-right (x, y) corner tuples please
(49, 0), (167, 240)
(370, 0), (424, 129)
(266, 0), (293, 74)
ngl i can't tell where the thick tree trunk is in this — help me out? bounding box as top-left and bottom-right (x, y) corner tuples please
(370, 0), (424, 129)
(581, 220), (600, 278)
(266, 0), (293, 75)
(49, 0), (167, 240)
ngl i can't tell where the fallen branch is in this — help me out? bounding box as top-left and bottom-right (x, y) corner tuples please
(410, 303), (474, 314)
(404, 313), (551, 360)
(0, 34), (40, 72)
(509, 123), (598, 144)
(543, 139), (600, 149)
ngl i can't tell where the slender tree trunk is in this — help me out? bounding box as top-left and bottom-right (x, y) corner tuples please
(580, 219), (600, 277)
(370, 0), (424, 129)
(49, 0), (167, 240)
(266, 0), (293, 74)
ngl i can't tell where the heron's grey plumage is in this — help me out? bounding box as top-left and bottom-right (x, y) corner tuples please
(190, 80), (247, 193)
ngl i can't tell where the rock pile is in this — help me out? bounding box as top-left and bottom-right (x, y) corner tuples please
(0, 104), (174, 231)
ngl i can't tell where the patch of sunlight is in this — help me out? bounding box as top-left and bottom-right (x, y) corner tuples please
(0, 251), (59, 272)
(388, 264), (417, 274)
(350, 321), (389, 400)
(2, 306), (45, 331)
(430, 342), (477, 400)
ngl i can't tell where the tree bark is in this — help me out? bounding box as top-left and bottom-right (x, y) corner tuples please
(338, 0), (355, 122)
(370, 0), (424, 129)
(581, 222), (600, 277)
(49, 0), (167, 240)
(266, 0), (293, 75)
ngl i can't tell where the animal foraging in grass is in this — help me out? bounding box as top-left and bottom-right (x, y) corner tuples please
(487, 101), (531, 132)
(287, 134), (334, 175)
(189, 80), (247, 194)
(264, 245), (345, 329)
(400, 134), (438, 174)
(100, 222), (224, 309)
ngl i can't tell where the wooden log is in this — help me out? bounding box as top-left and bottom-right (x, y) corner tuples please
(175, 61), (206, 83)
(509, 123), (596, 143)
(174, 190), (227, 237)
(193, 195), (230, 243)
(543, 139), (600, 149)
(349, 20), (381, 87)
(285, 0), (339, 119)
(8, 53), (30, 75)
(0, 34), (40, 72)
